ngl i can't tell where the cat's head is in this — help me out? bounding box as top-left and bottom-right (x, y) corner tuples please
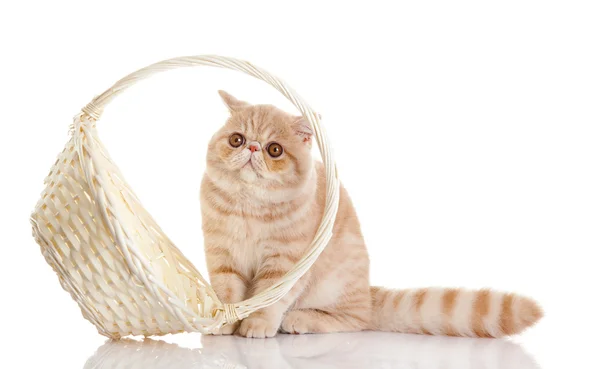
(206, 90), (314, 194)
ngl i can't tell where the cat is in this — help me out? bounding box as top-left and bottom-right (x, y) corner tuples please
(200, 90), (543, 338)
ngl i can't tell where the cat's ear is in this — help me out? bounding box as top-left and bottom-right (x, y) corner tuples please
(293, 116), (314, 144)
(218, 90), (250, 113)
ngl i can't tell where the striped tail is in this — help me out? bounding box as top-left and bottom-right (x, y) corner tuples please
(370, 287), (543, 338)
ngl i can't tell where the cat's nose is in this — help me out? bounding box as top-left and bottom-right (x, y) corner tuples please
(248, 143), (260, 153)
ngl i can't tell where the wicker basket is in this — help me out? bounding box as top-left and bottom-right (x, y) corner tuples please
(30, 55), (340, 338)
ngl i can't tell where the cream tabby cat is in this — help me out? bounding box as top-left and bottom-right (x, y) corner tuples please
(201, 91), (542, 338)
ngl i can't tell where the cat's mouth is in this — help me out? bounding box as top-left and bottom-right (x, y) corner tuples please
(241, 159), (261, 176)
(237, 155), (269, 181)
(238, 158), (264, 182)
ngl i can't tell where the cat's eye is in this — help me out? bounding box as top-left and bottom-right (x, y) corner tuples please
(228, 133), (245, 148)
(266, 142), (284, 158)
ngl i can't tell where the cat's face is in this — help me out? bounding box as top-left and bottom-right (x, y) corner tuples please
(206, 91), (313, 193)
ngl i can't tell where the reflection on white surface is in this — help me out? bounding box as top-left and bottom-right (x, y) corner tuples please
(84, 331), (540, 369)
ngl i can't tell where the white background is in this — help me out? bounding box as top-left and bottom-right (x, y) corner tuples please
(1, 1), (598, 368)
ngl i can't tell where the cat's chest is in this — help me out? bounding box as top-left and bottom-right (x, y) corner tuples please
(202, 189), (315, 273)
(214, 215), (270, 276)
(219, 210), (278, 242)
(219, 198), (307, 238)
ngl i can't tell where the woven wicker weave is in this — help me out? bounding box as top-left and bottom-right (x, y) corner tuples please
(30, 55), (340, 338)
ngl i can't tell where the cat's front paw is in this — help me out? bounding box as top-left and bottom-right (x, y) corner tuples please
(281, 310), (313, 334)
(237, 316), (279, 338)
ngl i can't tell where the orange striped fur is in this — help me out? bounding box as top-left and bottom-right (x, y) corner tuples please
(370, 287), (542, 338)
(202, 91), (543, 338)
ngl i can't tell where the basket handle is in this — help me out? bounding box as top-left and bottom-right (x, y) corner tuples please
(80, 55), (340, 322)
(82, 55), (315, 122)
